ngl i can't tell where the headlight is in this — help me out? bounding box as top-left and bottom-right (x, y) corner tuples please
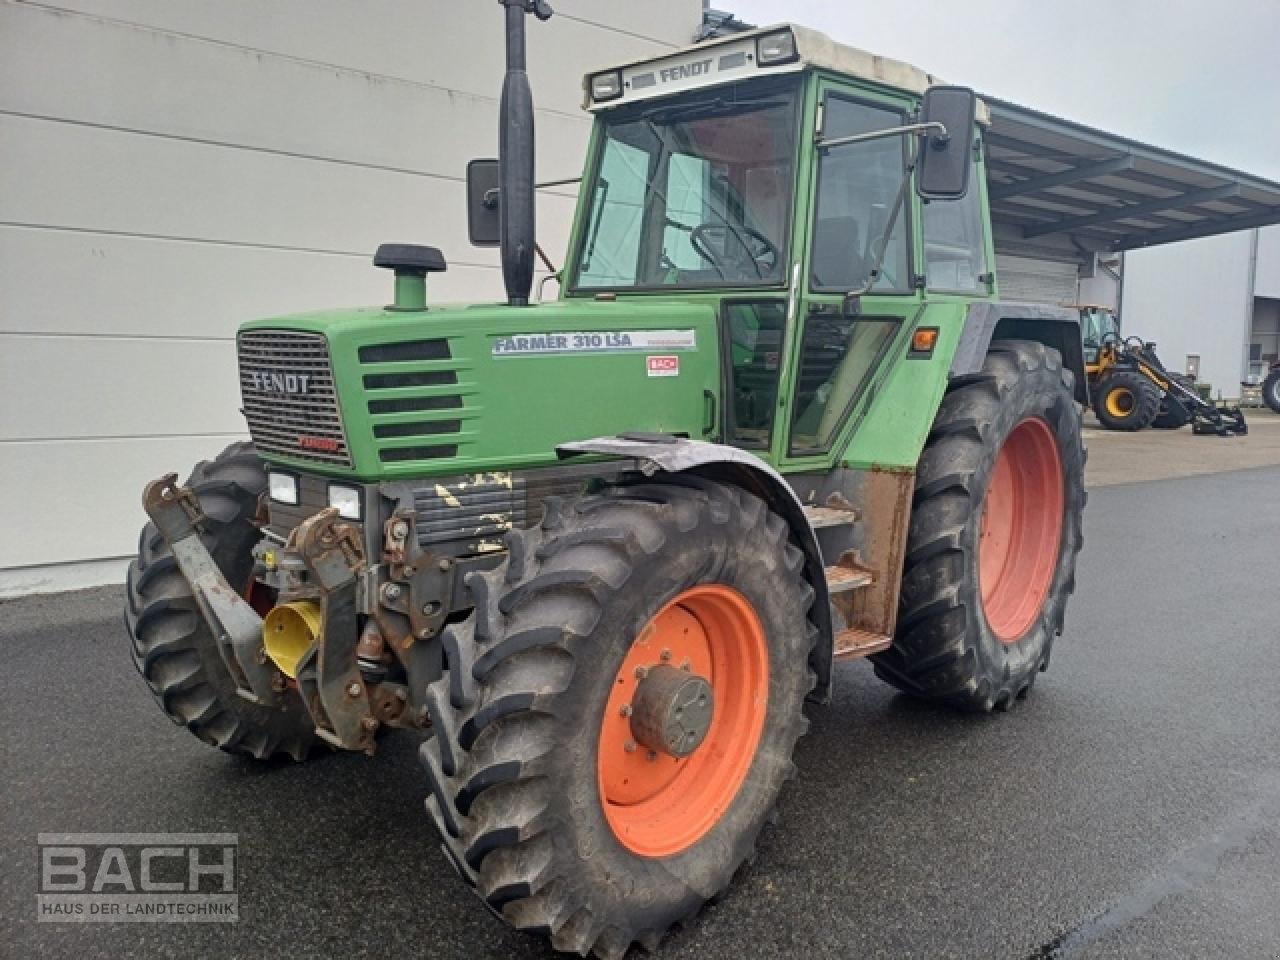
(268, 471), (298, 506)
(327, 484), (362, 521)
(590, 70), (623, 102)
(755, 29), (798, 66)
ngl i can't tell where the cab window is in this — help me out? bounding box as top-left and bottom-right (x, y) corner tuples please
(723, 300), (787, 449)
(810, 96), (911, 293)
(922, 149), (989, 292)
(788, 315), (901, 454)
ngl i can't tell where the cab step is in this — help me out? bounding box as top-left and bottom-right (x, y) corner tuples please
(833, 627), (893, 660)
(824, 564), (873, 595)
(804, 504), (859, 530)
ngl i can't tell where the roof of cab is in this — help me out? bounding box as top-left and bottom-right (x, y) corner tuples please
(583, 22), (991, 124)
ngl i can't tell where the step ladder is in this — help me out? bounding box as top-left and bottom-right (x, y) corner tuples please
(803, 503), (893, 662)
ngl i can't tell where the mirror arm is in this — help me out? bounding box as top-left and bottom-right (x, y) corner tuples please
(816, 120), (946, 153)
(485, 175), (583, 208)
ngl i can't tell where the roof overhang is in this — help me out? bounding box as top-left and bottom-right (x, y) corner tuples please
(984, 96), (1280, 262)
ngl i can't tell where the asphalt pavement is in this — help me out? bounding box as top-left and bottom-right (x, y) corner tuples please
(3, 465), (1279, 960)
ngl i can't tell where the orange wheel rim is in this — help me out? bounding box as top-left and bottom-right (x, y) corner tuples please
(597, 584), (769, 858)
(979, 417), (1064, 642)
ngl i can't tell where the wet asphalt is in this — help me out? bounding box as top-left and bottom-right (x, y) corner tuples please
(2, 465), (1278, 960)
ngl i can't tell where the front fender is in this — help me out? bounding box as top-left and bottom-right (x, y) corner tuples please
(557, 436), (835, 703)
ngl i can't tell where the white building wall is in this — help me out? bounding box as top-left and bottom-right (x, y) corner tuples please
(0, 0), (702, 595)
(1120, 230), (1254, 398)
(1253, 224), (1280, 298)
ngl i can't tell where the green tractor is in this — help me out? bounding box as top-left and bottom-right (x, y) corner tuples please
(127, 10), (1088, 958)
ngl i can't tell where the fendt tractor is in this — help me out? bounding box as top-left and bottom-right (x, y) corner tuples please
(1079, 304), (1248, 435)
(127, 9), (1093, 958)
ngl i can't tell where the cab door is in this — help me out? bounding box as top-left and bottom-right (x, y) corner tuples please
(773, 80), (924, 470)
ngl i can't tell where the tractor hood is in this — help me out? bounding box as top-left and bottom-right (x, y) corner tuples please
(237, 299), (720, 480)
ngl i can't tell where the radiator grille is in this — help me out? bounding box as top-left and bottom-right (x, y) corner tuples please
(238, 330), (352, 467)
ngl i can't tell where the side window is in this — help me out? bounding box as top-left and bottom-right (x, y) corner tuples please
(811, 96), (910, 293)
(922, 147), (988, 292)
(723, 301), (787, 449)
(789, 315), (901, 454)
(578, 138), (648, 287)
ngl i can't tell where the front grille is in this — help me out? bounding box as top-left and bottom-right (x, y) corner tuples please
(238, 330), (352, 467)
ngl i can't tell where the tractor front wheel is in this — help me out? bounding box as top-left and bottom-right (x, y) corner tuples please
(124, 442), (317, 759)
(420, 478), (815, 958)
(1095, 370), (1160, 430)
(873, 339), (1085, 711)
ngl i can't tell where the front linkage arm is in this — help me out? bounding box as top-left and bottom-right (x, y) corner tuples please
(142, 474), (284, 707)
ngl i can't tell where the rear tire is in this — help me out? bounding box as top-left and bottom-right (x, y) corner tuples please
(124, 442), (316, 760)
(420, 478), (815, 958)
(1094, 370), (1160, 430)
(872, 340), (1085, 712)
(1264, 368), (1280, 414)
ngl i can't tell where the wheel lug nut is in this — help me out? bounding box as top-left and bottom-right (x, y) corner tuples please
(660, 649), (672, 662)
(619, 704), (632, 718)
(634, 666), (648, 680)
(646, 750), (658, 762)
(623, 740), (637, 753)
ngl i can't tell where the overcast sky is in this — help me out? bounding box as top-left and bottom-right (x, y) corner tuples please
(727, 0), (1280, 182)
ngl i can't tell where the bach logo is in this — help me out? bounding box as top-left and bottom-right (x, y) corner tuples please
(646, 355), (680, 377)
(37, 833), (238, 923)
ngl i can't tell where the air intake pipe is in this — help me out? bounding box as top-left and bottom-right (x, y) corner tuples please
(498, 0), (552, 306)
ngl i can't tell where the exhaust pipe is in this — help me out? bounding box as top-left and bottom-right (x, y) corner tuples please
(498, 0), (552, 306)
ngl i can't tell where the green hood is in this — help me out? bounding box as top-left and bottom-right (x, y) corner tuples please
(238, 299), (720, 480)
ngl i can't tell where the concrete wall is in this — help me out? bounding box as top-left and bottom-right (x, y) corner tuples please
(1120, 230), (1254, 397)
(1254, 225), (1280, 299)
(0, 0), (702, 595)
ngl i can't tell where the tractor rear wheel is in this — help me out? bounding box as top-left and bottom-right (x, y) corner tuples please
(1263, 367), (1280, 414)
(420, 478), (815, 958)
(124, 442), (316, 760)
(873, 339), (1085, 711)
(1094, 370), (1160, 430)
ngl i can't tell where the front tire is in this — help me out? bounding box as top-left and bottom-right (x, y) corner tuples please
(873, 340), (1086, 712)
(124, 442), (316, 760)
(1094, 370), (1160, 430)
(420, 478), (815, 958)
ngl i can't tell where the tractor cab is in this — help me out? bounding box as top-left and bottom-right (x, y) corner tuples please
(1076, 304), (1120, 367)
(474, 25), (988, 468)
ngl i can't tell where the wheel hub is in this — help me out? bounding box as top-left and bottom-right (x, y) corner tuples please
(630, 664), (714, 759)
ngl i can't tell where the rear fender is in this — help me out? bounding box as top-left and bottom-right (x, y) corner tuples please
(557, 437), (835, 703)
(952, 302), (1087, 404)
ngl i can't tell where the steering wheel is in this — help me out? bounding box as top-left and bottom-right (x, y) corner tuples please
(690, 223), (779, 280)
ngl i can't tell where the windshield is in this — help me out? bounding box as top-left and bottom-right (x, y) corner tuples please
(573, 79), (800, 291)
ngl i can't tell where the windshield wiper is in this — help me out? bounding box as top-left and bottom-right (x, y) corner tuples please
(635, 95), (789, 124)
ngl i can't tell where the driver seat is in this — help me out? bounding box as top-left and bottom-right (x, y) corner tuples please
(811, 217), (865, 289)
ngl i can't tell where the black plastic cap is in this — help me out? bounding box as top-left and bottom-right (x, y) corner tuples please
(373, 243), (447, 274)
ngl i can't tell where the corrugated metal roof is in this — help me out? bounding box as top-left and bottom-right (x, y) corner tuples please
(984, 96), (1280, 255)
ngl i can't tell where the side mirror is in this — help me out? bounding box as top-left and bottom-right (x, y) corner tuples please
(466, 158), (501, 247)
(916, 86), (977, 201)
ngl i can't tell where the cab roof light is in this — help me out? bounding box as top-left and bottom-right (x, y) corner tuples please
(755, 29), (798, 66)
(590, 70), (623, 102)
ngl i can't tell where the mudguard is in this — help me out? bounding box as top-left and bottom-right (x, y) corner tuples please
(557, 436), (835, 702)
(952, 301), (1087, 404)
